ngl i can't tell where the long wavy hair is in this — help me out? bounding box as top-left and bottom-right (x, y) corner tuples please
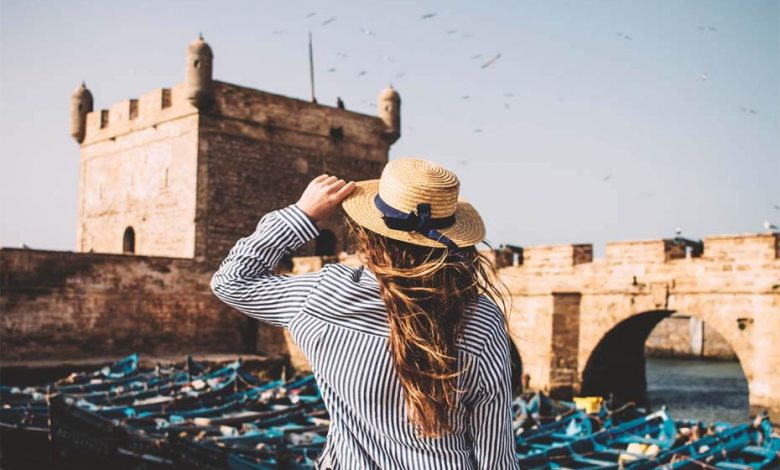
(346, 217), (510, 438)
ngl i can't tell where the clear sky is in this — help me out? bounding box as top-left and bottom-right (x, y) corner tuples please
(1, 0), (778, 254)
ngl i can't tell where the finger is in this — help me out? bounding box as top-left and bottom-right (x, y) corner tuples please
(313, 174), (330, 183)
(328, 179), (347, 192)
(335, 181), (356, 200)
(321, 175), (338, 186)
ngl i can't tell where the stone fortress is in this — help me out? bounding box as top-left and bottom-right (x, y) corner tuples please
(1, 38), (778, 421)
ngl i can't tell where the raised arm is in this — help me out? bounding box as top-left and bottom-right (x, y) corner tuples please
(468, 320), (519, 469)
(210, 175), (356, 328)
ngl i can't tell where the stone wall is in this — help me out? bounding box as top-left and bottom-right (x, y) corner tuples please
(77, 83), (200, 258)
(645, 314), (737, 360)
(0, 248), (286, 363)
(197, 82), (389, 267)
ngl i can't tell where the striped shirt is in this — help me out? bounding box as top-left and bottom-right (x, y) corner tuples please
(210, 205), (519, 470)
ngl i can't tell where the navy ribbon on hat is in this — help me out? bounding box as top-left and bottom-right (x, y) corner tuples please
(374, 195), (460, 250)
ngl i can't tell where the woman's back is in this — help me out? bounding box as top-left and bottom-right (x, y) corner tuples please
(290, 263), (515, 469)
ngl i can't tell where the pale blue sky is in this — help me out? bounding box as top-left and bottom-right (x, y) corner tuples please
(1, 0), (778, 253)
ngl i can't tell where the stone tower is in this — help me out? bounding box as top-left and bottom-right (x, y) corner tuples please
(74, 37), (399, 265)
(70, 82), (93, 143)
(185, 34), (214, 109)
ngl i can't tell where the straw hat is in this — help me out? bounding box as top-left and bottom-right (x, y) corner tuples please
(341, 159), (486, 248)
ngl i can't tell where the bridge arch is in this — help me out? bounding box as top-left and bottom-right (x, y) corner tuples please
(580, 307), (752, 415)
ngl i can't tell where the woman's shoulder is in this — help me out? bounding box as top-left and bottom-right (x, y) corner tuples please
(458, 295), (509, 356)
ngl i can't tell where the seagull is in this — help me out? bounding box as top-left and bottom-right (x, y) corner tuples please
(326, 68), (336, 73)
(764, 220), (779, 232)
(698, 25), (717, 32)
(504, 102), (510, 109)
(321, 17), (336, 26)
(22, 243), (30, 249)
(616, 32), (632, 40)
(394, 72), (406, 79)
(336, 52), (348, 58)
(446, 29), (457, 35)
(473, 128), (483, 133)
(701, 73), (708, 82)
(481, 53), (501, 69)
(305, 12), (317, 18)
(675, 227), (682, 237)
(460, 95), (470, 100)
(773, 204), (780, 211)
(357, 70), (367, 76)
(272, 29), (285, 35)
(421, 13), (437, 19)
(603, 174), (612, 182)
(740, 107), (758, 114)
(360, 28), (375, 36)
(471, 54), (482, 60)
(503, 92), (515, 98)
(458, 159), (469, 165)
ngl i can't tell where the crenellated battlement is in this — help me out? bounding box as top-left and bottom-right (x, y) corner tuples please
(81, 83), (194, 145)
(496, 232), (779, 271)
(73, 36), (398, 150)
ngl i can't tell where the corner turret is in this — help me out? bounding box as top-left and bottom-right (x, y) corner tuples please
(70, 82), (94, 143)
(378, 85), (401, 144)
(185, 34), (214, 109)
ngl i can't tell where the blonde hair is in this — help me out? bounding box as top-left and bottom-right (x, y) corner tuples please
(347, 218), (510, 437)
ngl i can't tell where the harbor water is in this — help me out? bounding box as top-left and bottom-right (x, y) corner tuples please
(646, 357), (749, 424)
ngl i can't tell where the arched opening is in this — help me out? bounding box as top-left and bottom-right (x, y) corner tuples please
(315, 229), (337, 256)
(123, 227), (135, 254)
(581, 310), (749, 423)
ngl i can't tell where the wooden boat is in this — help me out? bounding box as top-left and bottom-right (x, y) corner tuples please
(517, 410), (678, 469)
(626, 414), (780, 469)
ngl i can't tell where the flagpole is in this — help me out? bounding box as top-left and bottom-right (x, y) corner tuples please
(309, 32), (316, 103)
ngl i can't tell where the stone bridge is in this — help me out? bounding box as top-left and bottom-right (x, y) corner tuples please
(495, 232), (779, 421)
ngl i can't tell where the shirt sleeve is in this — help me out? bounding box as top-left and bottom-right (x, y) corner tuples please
(210, 204), (323, 328)
(468, 324), (519, 469)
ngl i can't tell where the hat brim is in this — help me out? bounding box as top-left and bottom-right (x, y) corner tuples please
(341, 180), (486, 248)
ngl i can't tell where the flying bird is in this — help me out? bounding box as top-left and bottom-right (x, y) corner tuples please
(764, 220), (779, 232)
(740, 107), (757, 114)
(421, 13), (437, 19)
(700, 73), (708, 82)
(473, 128), (483, 133)
(504, 102), (510, 109)
(481, 53), (501, 69)
(458, 159), (469, 165)
(471, 54), (482, 60)
(773, 204), (780, 211)
(272, 29), (285, 35)
(360, 28), (375, 36)
(446, 30), (457, 35)
(394, 72), (406, 79)
(460, 95), (470, 100)
(616, 32), (632, 40)
(326, 68), (336, 73)
(357, 70), (367, 76)
(503, 92), (515, 98)
(305, 12), (317, 18)
(698, 25), (717, 32)
(603, 174), (612, 182)
(321, 17), (336, 26)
